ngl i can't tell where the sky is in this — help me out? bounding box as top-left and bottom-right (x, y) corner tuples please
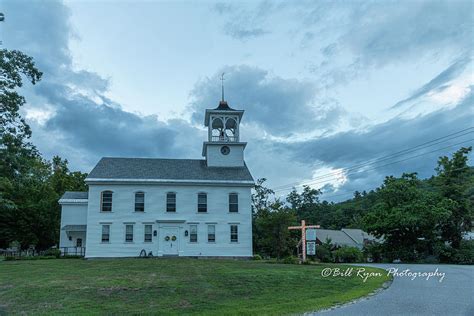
(2, 0), (473, 201)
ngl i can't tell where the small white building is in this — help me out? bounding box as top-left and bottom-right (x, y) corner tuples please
(59, 100), (254, 258)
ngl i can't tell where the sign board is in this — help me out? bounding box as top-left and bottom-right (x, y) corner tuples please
(307, 241), (316, 255)
(306, 228), (317, 241)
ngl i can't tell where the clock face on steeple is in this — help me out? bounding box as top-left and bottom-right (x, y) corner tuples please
(220, 146), (230, 155)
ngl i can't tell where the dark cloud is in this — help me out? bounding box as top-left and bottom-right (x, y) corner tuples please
(189, 65), (349, 137)
(276, 90), (473, 200)
(3, 0), (203, 171)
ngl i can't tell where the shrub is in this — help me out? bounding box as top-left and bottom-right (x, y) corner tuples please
(453, 240), (474, 264)
(282, 256), (300, 264)
(316, 244), (333, 263)
(332, 246), (364, 263)
(253, 254), (263, 260)
(43, 248), (61, 258)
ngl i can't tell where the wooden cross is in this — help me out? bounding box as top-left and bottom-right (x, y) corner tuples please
(288, 220), (320, 262)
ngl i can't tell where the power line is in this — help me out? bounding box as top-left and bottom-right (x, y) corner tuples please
(273, 138), (473, 193)
(319, 165), (472, 201)
(272, 127), (473, 191)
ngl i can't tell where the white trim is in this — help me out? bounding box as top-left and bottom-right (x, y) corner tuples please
(85, 178), (254, 185)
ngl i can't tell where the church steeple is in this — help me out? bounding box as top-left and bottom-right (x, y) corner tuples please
(202, 92), (247, 167)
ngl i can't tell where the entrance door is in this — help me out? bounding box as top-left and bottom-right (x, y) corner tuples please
(76, 238), (82, 247)
(161, 227), (179, 256)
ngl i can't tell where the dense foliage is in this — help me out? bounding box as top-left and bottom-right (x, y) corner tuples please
(252, 148), (473, 263)
(0, 49), (87, 250)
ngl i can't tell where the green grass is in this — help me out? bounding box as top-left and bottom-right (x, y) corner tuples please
(0, 258), (390, 315)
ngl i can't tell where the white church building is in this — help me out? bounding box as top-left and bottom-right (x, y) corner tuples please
(59, 100), (254, 258)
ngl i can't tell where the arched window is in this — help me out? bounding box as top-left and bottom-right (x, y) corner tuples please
(229, 193), (238, 213)
(135, 192), (145, 212)
(101, 191), (113, 212)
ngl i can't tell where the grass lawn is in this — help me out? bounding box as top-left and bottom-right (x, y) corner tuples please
(0, 258), (390, 315)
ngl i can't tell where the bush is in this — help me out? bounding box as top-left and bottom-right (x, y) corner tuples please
(333, 246), (364, 263)
(316, 244), (333, 263)
(43, 248), (61, 258)
(252, 254), (263, 260)
(364, 243), (384, 263)
(282, 256), (300, 264)
(453, 240), (474, 264)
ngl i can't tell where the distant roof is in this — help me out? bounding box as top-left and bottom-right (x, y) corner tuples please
(60, 191), (88, 200)
(316, 229), (359, 247)
(341, 228), (380, 244)
(86, 158), (254, 184)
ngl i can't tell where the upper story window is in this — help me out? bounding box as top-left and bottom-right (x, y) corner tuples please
(135, 192), (145, 212)
(101, 224), (110, 242)
(166, 193), (176, 212)
(190, 225), (198, 243)
(198, 193), (207, 213)
(229, 193), (238, 213)
(125, 224), (134, 242)
(101, 191), (113, 212)
(230, 225), (238, 243)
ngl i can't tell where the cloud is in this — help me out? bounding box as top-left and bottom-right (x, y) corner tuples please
(213, 1), (275, 40)
(224, 25), (268, 40)
(188, 65), (356, 137)
(275, 90), (473, 200)
(3, 0), (203, 171)
(391, 56), (472, 109)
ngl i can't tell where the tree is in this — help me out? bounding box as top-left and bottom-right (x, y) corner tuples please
(435, 146), (473, 248)
(363, 173), (454, 261)
(0, 49), (87, 249)
(0, 49), (42, 178)
(251, 178), (274, 215)
(253, 200), (297, 258)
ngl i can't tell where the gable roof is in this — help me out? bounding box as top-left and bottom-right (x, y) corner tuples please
(341, 228), (380, 244)
(61, 191), (88, 200)
(316, 229), (359, 247)
(86, 158), (254, 184)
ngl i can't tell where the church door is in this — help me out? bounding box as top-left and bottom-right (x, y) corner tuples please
(161, 227), (179, 256)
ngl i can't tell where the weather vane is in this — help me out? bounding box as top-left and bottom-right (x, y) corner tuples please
(220, 72), (225, 102)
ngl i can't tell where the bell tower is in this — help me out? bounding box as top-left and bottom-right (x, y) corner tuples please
(202, 80), (246, 167)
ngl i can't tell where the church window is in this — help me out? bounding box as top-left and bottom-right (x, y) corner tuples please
(208, 225), (215, 242)
(135, 192), (145, 212)
(166, 192), (176, 212)
(101, 224), (110, 242)
(198, 193), (207, 212)
(230, 225), (238, 243)
(190, 225), (198, 243)
(144, 225), (152, 242)
(125, 224), (134, 242)
(229, 193), (238, 212)
(101, 191), (113, 212)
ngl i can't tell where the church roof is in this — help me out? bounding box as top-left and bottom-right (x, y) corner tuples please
(214, 101), (236, 111)
(86, 158), (254, 184)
